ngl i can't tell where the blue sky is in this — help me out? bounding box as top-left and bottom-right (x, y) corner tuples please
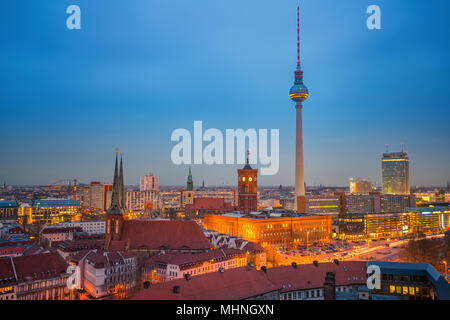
(1, 0), (449, 187)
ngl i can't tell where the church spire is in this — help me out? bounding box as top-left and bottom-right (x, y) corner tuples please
(187, 166), (193, 191)
(119, 152), (125, 209)
(107, 148), (123, 214)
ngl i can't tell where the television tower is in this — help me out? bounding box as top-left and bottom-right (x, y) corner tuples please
(289, 4), (309, 209)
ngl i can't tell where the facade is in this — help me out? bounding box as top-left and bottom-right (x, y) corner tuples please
(349, 178), (373, 194)
(338, 207), (445, 240)
(204, 212), (332, 250)
(125, 190), (158, 212)
(268, 261), (367, 300)
(40, 226), (82, 245)
(70, 249), (136, 299)
(144, 248), (247, 282)
(380, 194), (416, 213)
(30, 198), (80, 225)
(193, 189), (236, 206)
(304, 195), (341, 216)
(206, 233), (267, 269)
(381, 151), (410, 194)
(140, 174), (159, 192)
(50, 220), (105, 235)
(345, 194), (381, 214)
(414, 192), (437, 203)
(84, 182), (112, 211)
(237, 158), (258, 214)
(368, 261), (450, 300)
(0, 201), (18, 221)
(0, 252), (69, 300)
(185, 197), (234, 219)
(133, 260), (450, 301)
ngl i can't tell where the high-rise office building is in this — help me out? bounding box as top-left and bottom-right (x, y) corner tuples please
(140, 174), (158, 192)
(84, 182), (112, 211)
(381, 150), (410, 194)
(349, 178), (373, 194)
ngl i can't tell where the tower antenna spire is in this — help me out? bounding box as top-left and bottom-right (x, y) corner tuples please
(297, 5), (301, 69)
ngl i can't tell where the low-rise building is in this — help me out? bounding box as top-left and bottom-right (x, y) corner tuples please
(56, 239), (105, 260)
(0, 201), (18, 221)
(204, 211), (332, 250)
(185, 197), (234, 219)
(48, 220), (105, 235)
(70, 249), (137, 299)
(41, 226), (82, 245)
(133, 266), (281, 300)
(0, 252), (69, 300)
(30, 198), (80, 225)
(144, 247), (247, 282)
(131, 260), (450, 300)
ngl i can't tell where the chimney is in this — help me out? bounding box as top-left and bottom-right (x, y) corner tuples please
(323, 272), (336, 300)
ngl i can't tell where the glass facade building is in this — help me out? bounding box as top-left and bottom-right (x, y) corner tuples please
(381, 151), (410, 194)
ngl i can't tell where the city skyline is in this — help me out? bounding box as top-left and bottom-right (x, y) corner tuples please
(1, 0), (450, 187)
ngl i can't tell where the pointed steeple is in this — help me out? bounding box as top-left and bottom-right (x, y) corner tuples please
(119, 152), (125, 209)
(108, 149), (123, 214)
(187, 166), (193, 191)
(243, 150), (253, 170)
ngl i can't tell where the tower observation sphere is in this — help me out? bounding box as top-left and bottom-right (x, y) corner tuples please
(289, 70), (309, 103)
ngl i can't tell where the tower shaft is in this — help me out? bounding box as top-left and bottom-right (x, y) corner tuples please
(295, 103), (305, 197)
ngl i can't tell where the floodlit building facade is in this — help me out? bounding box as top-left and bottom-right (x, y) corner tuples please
(381, 151), (410, 195)
(204, 212), (332, 250)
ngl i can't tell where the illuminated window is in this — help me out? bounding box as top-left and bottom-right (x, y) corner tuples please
(242, 177), (246, 182)
(389, 285), (395, 294)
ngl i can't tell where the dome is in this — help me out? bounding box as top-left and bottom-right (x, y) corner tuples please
(289, 83), (309, 103)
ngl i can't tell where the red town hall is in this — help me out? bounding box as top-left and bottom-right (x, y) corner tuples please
(237, 156), (258, 214)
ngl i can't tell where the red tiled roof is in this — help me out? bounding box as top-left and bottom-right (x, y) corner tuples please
(132, 261), (368, 300)
(147, 248), (244, 270)
(56, 239), (104, 252)
(120, 220), (211, 251)
(0, 252), (68, 283)
(70, 249), (135, 269)
(185, 198), (233, 210)
(132, 266), (280, 300)
(108, 240), (127, 251)
(265, 261), (367, 292)
(41, 227), (82, 234)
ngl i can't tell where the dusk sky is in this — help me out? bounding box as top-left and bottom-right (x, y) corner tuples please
(1, 0), (449, 187)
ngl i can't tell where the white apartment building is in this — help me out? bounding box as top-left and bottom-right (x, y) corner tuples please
(50, 220), (105, 235)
